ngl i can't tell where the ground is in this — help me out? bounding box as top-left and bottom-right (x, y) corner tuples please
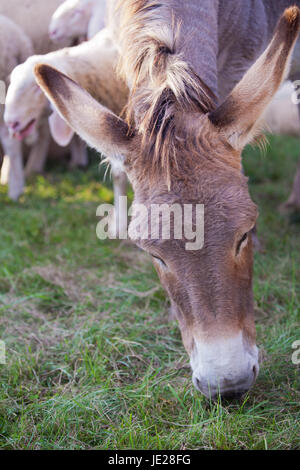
(0, 135), (299, 450)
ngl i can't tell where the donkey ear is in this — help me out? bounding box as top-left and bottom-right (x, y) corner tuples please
(34, 64), (133, 162)
(209, 7), (300, 151)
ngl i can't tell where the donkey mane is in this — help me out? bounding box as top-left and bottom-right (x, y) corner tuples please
(116, 0), (217, 185)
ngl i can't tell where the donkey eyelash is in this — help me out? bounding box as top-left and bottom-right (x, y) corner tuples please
(152, 255), (167, 267)
(236, 233), (248, 255)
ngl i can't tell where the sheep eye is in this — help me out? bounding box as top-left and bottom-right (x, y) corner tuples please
(236, 233), (248, 255)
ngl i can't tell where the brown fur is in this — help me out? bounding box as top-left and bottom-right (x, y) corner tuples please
(115, 0), (217, 187)
(209, 6), (300, 150)
(34, 4), (300, 398)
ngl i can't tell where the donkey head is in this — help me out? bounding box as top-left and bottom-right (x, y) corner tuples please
(34, 7), (300, 399)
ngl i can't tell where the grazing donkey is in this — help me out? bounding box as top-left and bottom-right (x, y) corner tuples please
(34, 1), (300, 400)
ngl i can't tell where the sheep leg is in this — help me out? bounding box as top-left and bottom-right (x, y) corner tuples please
(69, 135), (88, 168)
(279, 94), (300, 211)
(25, 120), (50, 177)
(0, 125), (24, 200)
(281, 157), (300, 212)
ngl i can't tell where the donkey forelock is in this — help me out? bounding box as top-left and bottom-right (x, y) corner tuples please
(115, 0), (217, 186)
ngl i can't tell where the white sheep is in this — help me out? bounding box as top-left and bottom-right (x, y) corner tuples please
(0, 15), (35, 200)
(5, 28), (129, 233)
(263, 81), (300, 211)
(0, 0), (88, 200)
(49, 0), (106, 43)
(5, 29), (126, 150)
(0, 0), (69, 54)
(0, 1), (66, 199)
(263, 81), (300, 137)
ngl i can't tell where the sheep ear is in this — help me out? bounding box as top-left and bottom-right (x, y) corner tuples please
(209, 7), (300, 150)
(34, 64), (133, 162)
(49, 110), (74, 147)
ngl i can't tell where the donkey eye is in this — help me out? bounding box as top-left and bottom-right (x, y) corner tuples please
(236, 232), (248, 255)
(152, 255), (167, 268)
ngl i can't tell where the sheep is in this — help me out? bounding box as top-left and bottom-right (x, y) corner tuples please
(49, 0), (106, 44)
(0, 0), (88, 200)
(5, 28), (129, 232)
(0, 0), (69, 54)
(5, 28), (126, 151)
(87, 0), (107, 38)
(0, 15), (34, 199)
(263, 81), (300, 211)
(263, 82), (300, 137)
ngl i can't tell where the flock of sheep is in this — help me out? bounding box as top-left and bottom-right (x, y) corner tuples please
(0, 0), (125, 203)
(0, 0), (299, 211)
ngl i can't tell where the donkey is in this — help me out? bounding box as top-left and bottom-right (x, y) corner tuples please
(33, 2), (300, 399)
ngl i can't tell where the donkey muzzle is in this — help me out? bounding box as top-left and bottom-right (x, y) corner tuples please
(190, 332), (259, 400)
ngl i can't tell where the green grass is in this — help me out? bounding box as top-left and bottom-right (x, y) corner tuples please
(0, 138), (299, 450)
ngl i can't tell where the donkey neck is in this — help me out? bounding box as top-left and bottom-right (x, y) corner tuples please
(216, 0), (300, 100)
(113, 0), (300, 111)
(172, 0), (219, 99)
